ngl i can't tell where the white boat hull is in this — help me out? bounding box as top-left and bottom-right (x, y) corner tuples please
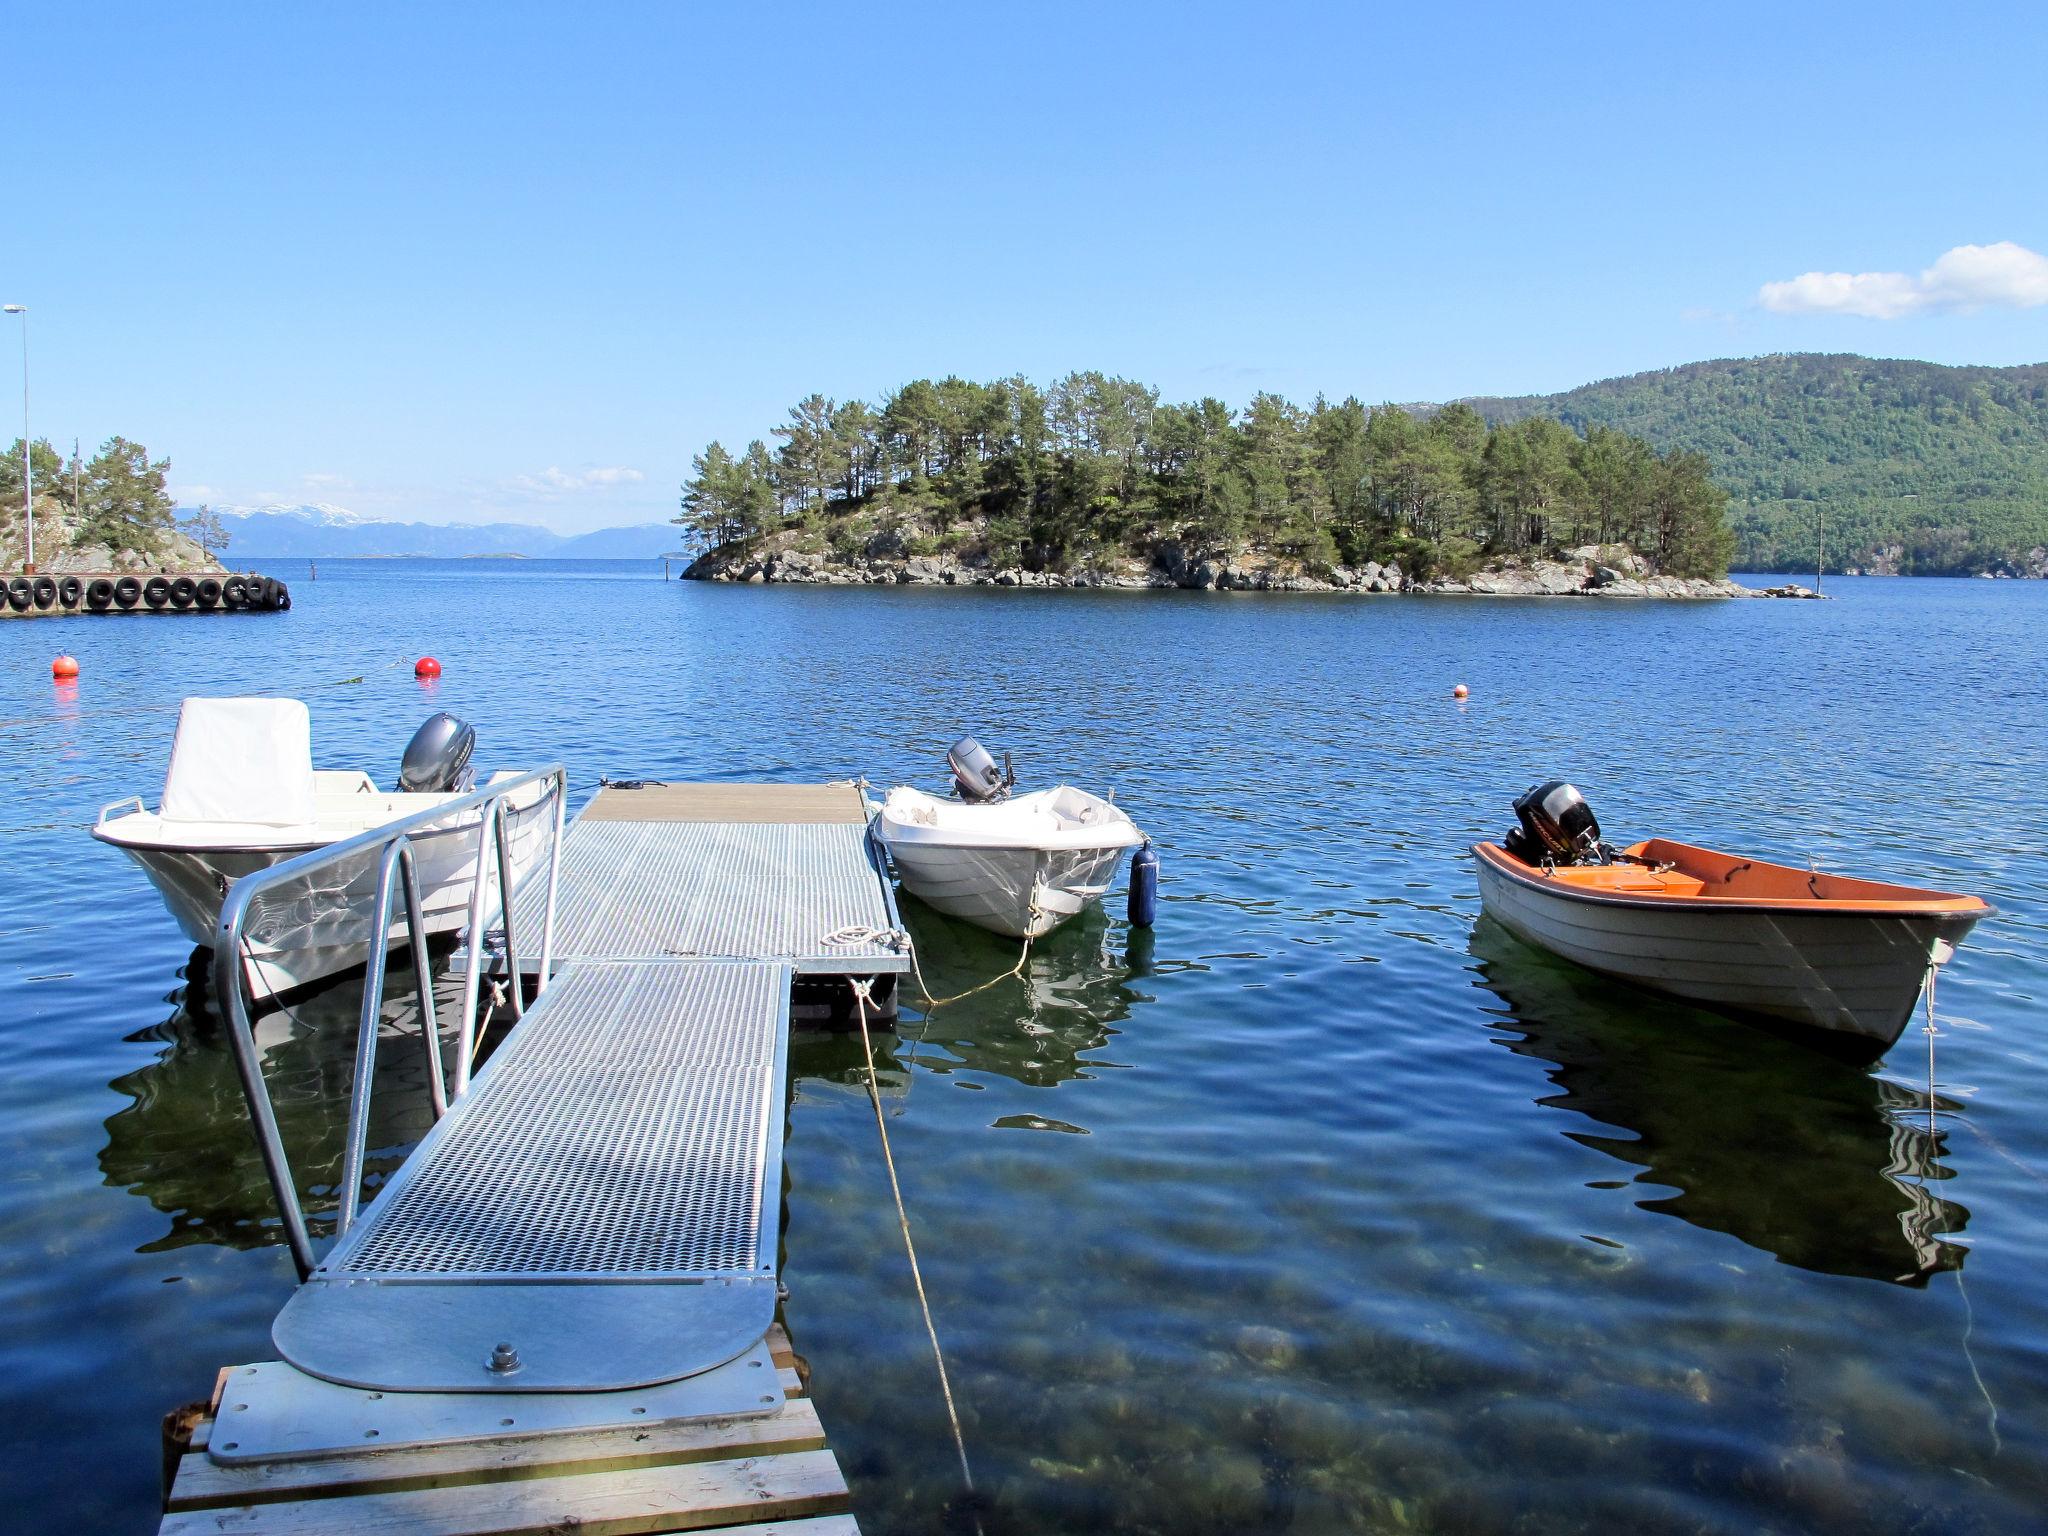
(886, 840), (1130, 940)
(873, 783), (1143, 939)
(104, 797), (550, 1000)
(1473, 852), (1972, 1051)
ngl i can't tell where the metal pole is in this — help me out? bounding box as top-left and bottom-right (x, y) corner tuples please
(399, 846), (448, 1119)
(213, 888), (319, 1281)
(453, 794), (503, 1100)
(495, 803), (524, 1023)
(1816, 501), (1823, 596)
(339, 840), (408, 1233)
(3, 306), (28, 572)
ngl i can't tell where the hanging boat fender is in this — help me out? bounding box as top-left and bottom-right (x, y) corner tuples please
(1128, 839), (1159, 928)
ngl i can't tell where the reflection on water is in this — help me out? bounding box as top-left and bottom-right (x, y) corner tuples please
(1468, 916), (1968, 1285)
(100, 953), (452, 1253)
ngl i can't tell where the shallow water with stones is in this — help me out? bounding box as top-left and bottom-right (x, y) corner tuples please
(2, 561), (2043, 1533)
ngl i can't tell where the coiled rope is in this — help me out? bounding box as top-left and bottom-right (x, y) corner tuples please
(846, 976), (983, 1532)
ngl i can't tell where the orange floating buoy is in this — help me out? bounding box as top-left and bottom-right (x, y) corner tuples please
(414, 656), (442, 679)
(1453, 683), (1469, 699)
(52, 654), (79, 680)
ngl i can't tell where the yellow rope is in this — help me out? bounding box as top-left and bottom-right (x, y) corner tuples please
(848, 977), (983, 1532)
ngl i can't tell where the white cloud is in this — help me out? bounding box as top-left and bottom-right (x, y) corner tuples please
(302, 471), (355, 490)
(1759, 241), (2048, 319)
(500, 465), (647, 498)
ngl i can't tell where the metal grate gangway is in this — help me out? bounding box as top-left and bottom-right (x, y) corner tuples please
(180, 774), (900, 1529)
(508, 781), (909, 977)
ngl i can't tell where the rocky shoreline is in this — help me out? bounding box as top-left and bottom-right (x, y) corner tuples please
(686, 538), (1821, 600)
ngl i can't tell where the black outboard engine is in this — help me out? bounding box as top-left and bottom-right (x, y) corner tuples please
(1505, 780), (1605, 866)
(398, 712), (477, 794)
(947, 736), (1015, 803)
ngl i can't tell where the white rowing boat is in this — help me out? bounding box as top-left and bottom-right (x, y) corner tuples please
(1472, 781), (1991, 1055)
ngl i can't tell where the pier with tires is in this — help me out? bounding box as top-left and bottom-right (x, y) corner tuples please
(0, 570), (291, 617)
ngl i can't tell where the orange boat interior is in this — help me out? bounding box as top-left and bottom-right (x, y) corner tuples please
(1482, 838), (1990, 914)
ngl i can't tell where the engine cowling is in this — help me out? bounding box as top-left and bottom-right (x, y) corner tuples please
(398, 713), (477, 794)
(947, 737), (1013, 802)
(1505, 780), (1602, 865)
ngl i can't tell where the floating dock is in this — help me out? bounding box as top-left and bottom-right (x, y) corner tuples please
(160, 779), (909, 1534)
(0, 569), (290, 616)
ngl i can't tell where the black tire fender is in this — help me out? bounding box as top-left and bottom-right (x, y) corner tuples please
(195, 577), (221, 609)
(169, 576), (198, 608)
(113, 576), (142, 609)
(144, 576), (172, 609)
(86, 578), (115, 611)
(58, 576), (83, 608)
(31, 576), (57, 609)
(7, 577), (33, 612)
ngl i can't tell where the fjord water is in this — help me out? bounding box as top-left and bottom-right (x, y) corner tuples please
(3, 563), (2044, 1534)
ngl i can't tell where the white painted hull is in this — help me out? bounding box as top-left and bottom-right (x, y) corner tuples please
(104, 801), (550, 1000)
(873, 783), (1143, 939)
(885, 840), (1131, 939)
(1473, 851), (1978, 1051)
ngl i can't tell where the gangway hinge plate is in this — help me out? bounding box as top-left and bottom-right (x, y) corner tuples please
(208, 1336), (784, 1465)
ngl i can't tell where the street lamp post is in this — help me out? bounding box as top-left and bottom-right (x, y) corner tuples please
(2, 305), (29, 573)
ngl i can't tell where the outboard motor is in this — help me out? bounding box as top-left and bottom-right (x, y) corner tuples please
(1505, 780), (1605, 866)
(947, 736), (1014, 803)
(398, 712), (477, 794)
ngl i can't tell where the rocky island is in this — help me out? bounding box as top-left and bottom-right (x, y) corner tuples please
(673, 373), (1812, 601)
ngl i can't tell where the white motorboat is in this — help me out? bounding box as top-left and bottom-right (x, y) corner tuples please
(93, 698), (551, 999)
(873, 738), (1145, 939)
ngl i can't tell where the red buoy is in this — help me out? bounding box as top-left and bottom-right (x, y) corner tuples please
(1453, 683), (1469, 699)
(414, 656), (442, 679)
(51, 654), (79, 680)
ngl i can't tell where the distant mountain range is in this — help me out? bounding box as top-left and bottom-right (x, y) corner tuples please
(195, 503), (686, 560)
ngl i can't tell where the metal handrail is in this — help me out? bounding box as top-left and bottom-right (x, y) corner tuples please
(212, 765), (568, 1280)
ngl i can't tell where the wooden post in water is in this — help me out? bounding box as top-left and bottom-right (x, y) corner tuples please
(1815, 501), (1824, 596)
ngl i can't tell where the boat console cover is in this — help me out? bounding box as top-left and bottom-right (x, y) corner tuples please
(161, 697), (318, 828)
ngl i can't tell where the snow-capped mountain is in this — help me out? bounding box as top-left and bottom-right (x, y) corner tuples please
(201, 504), (682, 559)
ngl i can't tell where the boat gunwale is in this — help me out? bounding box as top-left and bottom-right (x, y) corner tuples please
(1470, 839), (1994, 919)
(874, 784), (1144, 854)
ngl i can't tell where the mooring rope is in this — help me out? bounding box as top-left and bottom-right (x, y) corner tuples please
(847, 976), (983, 1533)
(1919, 966), (2002, 1454)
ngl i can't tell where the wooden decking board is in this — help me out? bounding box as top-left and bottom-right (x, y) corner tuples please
(157, 1449), (848, 1535)
(582, 784), (868, 825)
(167, 1398), (829, 1511)
(162, 1328), (852, 1535)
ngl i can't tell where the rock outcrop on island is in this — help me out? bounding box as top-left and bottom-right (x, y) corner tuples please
(685, 535), (1814, 599)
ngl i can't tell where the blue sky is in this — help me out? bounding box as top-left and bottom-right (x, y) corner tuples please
(7, 3), (2046, 532)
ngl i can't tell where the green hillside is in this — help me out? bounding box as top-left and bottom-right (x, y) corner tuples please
(1459, 354), (2048, 574)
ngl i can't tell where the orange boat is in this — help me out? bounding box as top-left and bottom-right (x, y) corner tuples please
(1472, 784), (1991, 1056)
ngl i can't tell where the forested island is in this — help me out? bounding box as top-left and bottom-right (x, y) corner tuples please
(1, 435), (224, 571)
(677, 354), (2048, 587)
(675, 375), (1737, 593)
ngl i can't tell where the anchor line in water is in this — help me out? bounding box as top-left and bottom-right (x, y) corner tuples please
(821, 919), (1036, 1102)
(1918, 964), (2003, 1456)
(847, 975), (983, 1534)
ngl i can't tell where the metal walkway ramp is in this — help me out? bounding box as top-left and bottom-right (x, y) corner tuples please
(272, 959), (792, 1393)
(513, 782), (908, 976)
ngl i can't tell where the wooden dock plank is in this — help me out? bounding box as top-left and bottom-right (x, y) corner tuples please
(158, 1448), (848, 1536)
(168, 1399), (829, 1512)
(581, 783), (867, 825)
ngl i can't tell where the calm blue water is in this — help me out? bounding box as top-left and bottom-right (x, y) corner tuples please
(2, 561), (2044, 1533)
